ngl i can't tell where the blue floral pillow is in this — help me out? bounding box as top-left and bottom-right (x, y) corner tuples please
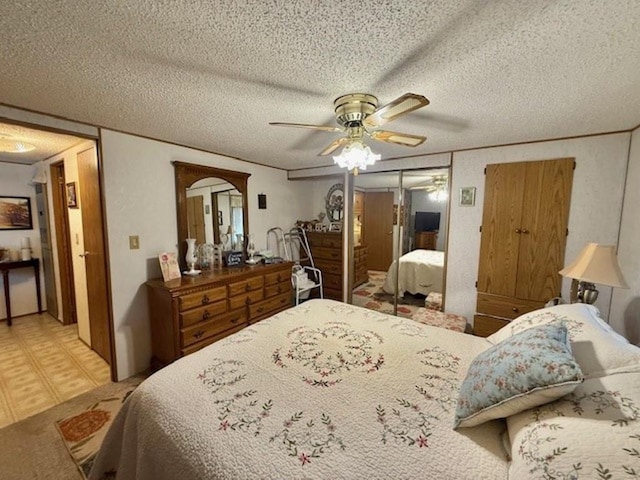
(454, 323), (584, 429)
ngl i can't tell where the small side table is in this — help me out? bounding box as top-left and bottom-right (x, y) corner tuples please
(1, 258), (43, 326)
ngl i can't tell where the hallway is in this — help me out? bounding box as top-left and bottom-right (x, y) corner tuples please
(0, 313), (110, 428)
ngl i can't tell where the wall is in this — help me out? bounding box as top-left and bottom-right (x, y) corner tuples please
(100, 130), (313, 380)
(446, 133), (631, 323)
(610, 127), (640, 344)
(0, 163), (44, 319)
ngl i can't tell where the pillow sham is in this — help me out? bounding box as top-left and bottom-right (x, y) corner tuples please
(454, 323), (583, 429)
(487, 303), (640, 378)
(507, 371), (640, 479)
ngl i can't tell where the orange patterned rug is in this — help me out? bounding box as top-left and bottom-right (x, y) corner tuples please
(352, 271), (423, 318)
(55, 382), (141, 478)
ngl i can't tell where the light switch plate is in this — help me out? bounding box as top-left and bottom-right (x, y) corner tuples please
(129, 235), (140, 250)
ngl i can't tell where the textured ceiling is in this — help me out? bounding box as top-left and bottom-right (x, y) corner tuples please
(0, 1), (638, 171)
(0, 122), (85, 165)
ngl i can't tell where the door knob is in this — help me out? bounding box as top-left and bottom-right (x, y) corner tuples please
(79, 251), (90, 258)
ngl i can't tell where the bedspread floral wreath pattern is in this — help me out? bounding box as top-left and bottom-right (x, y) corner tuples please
(272, 321), (385, 387)
(376, 346), (461, 447)
(517, 390), (640, 478)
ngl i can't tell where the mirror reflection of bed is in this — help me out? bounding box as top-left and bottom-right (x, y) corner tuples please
(351, 168), (449, 318)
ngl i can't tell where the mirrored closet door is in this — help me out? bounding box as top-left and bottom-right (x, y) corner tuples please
(349, 168), (450, 318)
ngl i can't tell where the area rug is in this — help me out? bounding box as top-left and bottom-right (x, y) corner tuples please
(55, 382), (140, 478)
(352, 271), (423, 318)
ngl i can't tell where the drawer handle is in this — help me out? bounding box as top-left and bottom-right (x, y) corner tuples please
(230, 316), (240, 324)
(257, 307), (264, 313)
(512, 307), (519, 313)
(245, 298), (252, 305)
(521, 229), (530, 234)
(201, 295), (210, 305)
(202, 310), (211, 320)
(245, 284), (251, 292)
(277, 274), (282, 281)
(515, 228), (521, 234)
(193, 330), (205, 339)
(280, 298), (286, 304)
(277, 286), (282, 293)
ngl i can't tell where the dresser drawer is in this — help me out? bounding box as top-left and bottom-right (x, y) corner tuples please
(265, 280), (291, 298)
(313, 246), (342, 261)
(228, 276), (264, 297)
(181, 309), (247, 347)
(323, 272), (342, 290)
(477, 293), (544, 320)
(249, 292), (291, 320)
(264, 269), (289, 286)
(473, 314), (510, 337)
(179, 300), (228, 328)
(178, 286), (227, 311)
(315, 259), (342, 275)
(321, 236), (342, 249)
(229, 288), (264, 310)
(180, 323), (246, 357)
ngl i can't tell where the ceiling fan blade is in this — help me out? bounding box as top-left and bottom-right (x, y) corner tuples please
(269, 122), (343, 133)
(369, 130), (426, 147)
(318, 137), (349, 156)
(363, 93), (430, 128)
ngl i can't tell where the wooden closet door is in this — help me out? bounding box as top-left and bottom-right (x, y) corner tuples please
(515, 158), (574, 301)
(363, 192), (394, 271)
(477, 163), (526, 296)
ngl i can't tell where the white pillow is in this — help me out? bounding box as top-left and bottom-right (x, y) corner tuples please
(507, 371), (640, 479)
(487, 303), (640, 378)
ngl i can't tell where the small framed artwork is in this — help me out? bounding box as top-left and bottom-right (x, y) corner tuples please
(0, 196), (33, 230)
(459, 187), (476, 207)
(217, 210), (223, 225)
(66, 182), (79, 208)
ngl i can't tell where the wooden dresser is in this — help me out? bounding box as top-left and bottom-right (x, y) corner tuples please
(415, 231), (438, 250)
(306, 231), (368, 301)
(146, 262), (293, 369)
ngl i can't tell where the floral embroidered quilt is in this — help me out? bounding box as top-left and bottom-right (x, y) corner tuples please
(89, 299), (508, 479)
(383, 249), (444, 297)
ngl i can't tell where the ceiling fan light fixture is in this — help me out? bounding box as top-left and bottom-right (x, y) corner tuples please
(333, 141), (380, 172)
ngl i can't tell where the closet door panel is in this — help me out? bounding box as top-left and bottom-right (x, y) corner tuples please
(516, 159), (574, 301)
(477, 163), (526, 296)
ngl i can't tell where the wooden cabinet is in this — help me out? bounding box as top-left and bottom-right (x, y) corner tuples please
(415, 231), (438, 250)
(146, 262), (293, 368)
(306, 231), (368, 301)
(475, 158), (574, 336)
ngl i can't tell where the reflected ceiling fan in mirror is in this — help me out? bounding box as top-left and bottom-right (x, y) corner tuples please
(411, 174), (449, 202)
(270, 93), (429, 172)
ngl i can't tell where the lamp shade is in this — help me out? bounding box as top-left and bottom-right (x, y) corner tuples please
(559, 243), (628, 288)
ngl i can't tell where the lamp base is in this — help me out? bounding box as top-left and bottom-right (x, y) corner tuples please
(576, 280), (598, 304)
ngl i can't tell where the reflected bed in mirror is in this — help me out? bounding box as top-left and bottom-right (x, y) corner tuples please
(173, 161), (250, 269)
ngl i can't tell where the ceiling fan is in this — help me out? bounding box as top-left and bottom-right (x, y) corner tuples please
(269, 93), (430, 156)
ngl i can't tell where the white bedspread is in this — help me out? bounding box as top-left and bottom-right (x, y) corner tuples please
(383, 248), (444, 296)
(90, 299), (508, 480)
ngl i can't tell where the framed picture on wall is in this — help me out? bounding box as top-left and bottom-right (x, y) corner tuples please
(459, 187), (476, 207)
(217, 210), (223, 225)
(0, 196), (33, 230)
(66, 182), (79, 208)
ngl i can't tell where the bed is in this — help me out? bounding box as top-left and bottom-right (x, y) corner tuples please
(382, 248), (444, 297)
(90, 300), (640, 480)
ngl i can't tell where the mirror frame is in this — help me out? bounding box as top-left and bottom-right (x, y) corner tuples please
(173, 161), (250, 268)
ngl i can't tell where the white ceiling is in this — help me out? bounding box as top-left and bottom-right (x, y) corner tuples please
(0, 1), (638, 171)
(0, 122), (85, 165)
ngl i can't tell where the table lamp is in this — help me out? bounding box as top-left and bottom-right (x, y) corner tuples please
(559, 243), (628, 304)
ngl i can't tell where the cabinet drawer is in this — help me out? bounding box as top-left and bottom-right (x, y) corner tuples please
(322, 236), (342, 249)
(228, 276), (264, 297)
(264, 269), (289, 286)
(265, 280), (291, 298)
(181, 309), (247, 347)
(476, 293), (544, 320)
(178, 286), (227, 311)
(323, 272), (342, 290)
(249, 292), (291, 320)
(473, 314), (510, 337)
(313, 246), (342, 261)
(229, 288), (264, 310)
(315, 259), (342, 275)
(179, 300), (228, 328)
(181, 323), (245, 357)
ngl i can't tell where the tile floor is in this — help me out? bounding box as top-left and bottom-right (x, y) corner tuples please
(0, 313), (111, 429)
